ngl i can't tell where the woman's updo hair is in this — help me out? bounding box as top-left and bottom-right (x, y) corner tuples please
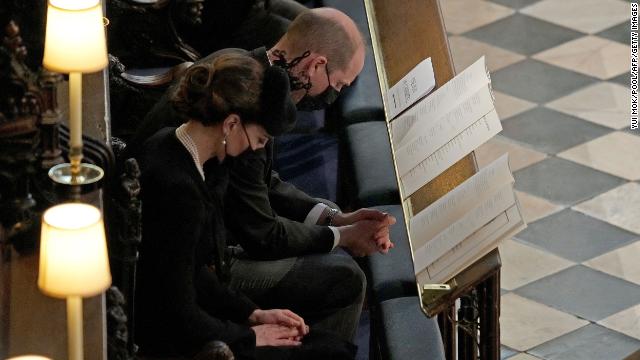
(170, 53), (264, 126)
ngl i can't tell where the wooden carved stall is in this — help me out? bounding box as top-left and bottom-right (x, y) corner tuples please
(363, 1), (502, 359)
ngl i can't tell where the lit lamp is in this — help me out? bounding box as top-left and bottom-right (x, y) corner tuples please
(38, 203), (112, 360)
(43, 0), (108, 185)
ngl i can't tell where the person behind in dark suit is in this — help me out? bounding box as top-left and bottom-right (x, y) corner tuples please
(131, 8), (397, 343)
(182, 0), (310, 56)
(135, 52), (356, 359)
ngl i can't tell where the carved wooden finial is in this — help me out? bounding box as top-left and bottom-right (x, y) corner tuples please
(5, 20), (19, 37)
(3, 20), (26, 61)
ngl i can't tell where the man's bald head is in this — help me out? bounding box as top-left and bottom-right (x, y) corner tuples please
(280, 7), (365, 72)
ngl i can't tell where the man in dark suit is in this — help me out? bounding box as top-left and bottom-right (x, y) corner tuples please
(223, 8), (395, 342)
(134, 8), (396, 342)
(183, 0), (310, 55)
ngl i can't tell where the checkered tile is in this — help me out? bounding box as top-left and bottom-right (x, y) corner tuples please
(515, 265), (640, 321)
(625, 127), (640, 136)
(502, 107), (611, 154)
(487, 0), (543, 10)
(610, 72), (630, 87)
(441, 0), (514, 35)
(528, 324), (640, 360)
(545, 82), (629, 130)
(533, 36), (629, 80)
(514, 209), (637, 262)
(597, 22), (632, 44)
(520, 0), (629, 34)
(501, 346), (519, 360)
(491, 59), (598, 103)
(465, 14), (585, 56)
(444, 1), (639, 357)
(514, 157), (625, 205)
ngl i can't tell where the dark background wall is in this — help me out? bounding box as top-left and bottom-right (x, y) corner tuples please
(0, 0), (48, 69)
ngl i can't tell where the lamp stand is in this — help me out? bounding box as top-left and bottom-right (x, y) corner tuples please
(48, 72), (104, 188)
(67, 296), (84, 360)
(68, 71), (83, 177)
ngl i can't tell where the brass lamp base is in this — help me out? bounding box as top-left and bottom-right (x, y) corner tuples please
(48, 162), (104, 186)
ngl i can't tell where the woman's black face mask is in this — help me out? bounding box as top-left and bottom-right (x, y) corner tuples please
(272, 50), (340, 111)
(221, 122), (259, 163)
(240, 122), (257, 155)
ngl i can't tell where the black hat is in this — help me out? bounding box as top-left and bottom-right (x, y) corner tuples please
(258, 65), (297, 136)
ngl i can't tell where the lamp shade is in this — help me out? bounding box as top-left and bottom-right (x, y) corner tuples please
(38, 203), (111, 298)
(43, 0), (108, 73)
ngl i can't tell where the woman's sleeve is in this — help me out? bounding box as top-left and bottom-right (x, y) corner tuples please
(146, 180), (256, 354)
(195, 265), (258, 323)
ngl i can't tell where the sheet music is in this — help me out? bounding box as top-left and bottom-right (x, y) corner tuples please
(400, 109), (502, 198)
(387, 58), (436, 120)
(395, 86), (495, 176)
(391, 56), (490, 146)
(417, 204), (525, 284)
(412, 183), (516, 273)
(409, 154), (513, 250)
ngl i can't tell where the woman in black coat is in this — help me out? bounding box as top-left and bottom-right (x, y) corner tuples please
(135, 53), (355, 359)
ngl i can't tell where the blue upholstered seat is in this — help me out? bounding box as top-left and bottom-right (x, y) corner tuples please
(378, 296), (446, 360)
(343, 121), (400, 207)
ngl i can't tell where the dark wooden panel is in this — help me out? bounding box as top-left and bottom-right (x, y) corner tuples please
(371, 0), (454, 87)
(0, 245), (10, 360)
(409, 157), (477, 214)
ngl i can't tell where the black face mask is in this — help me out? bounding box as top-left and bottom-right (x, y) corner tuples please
(221, 122), (256, 164)
(272, 49), (340, 111)
(297, 61), (340, 111)
(296, 85), (339, 111)
(271, 49), (312, 92)
(239, 122), (257, 156)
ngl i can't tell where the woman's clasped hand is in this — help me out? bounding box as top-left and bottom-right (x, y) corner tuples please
(250, 309), (309, 346)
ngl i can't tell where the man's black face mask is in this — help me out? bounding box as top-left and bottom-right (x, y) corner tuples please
(296, 83), (339, 111)
(271, 49), (340, 111)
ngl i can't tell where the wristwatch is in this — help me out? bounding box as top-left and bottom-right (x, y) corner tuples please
(325, 207), (339, 226)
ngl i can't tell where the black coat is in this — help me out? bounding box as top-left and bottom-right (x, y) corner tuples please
(134, 127), (357, 360)
(135, 128), (258, 357)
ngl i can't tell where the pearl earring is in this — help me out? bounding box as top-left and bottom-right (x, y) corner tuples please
(222, 133), (227, 145)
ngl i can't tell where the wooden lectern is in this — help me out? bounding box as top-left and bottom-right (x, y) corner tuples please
(363, 0), (501, 358)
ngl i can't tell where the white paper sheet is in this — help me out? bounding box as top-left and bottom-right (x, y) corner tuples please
(412, 183), (516, 273)
(390, 56), (490, 146)
(417, 204), (525, 284)
(409, 154), (513, 250)
(395, 86), (495, 176)
(400, 109), (502, 198)
(387, 58), (436, 120)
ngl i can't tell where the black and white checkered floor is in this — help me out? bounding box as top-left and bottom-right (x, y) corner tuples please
(442, 0), (640, 358)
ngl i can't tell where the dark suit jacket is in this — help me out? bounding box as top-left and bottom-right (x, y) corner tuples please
(135, 128), (258, 357)
(225, 143), (334, 260)
(131, 47), (335, 262)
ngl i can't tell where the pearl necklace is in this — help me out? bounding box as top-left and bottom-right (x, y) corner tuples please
(175, 124), (205, 181)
